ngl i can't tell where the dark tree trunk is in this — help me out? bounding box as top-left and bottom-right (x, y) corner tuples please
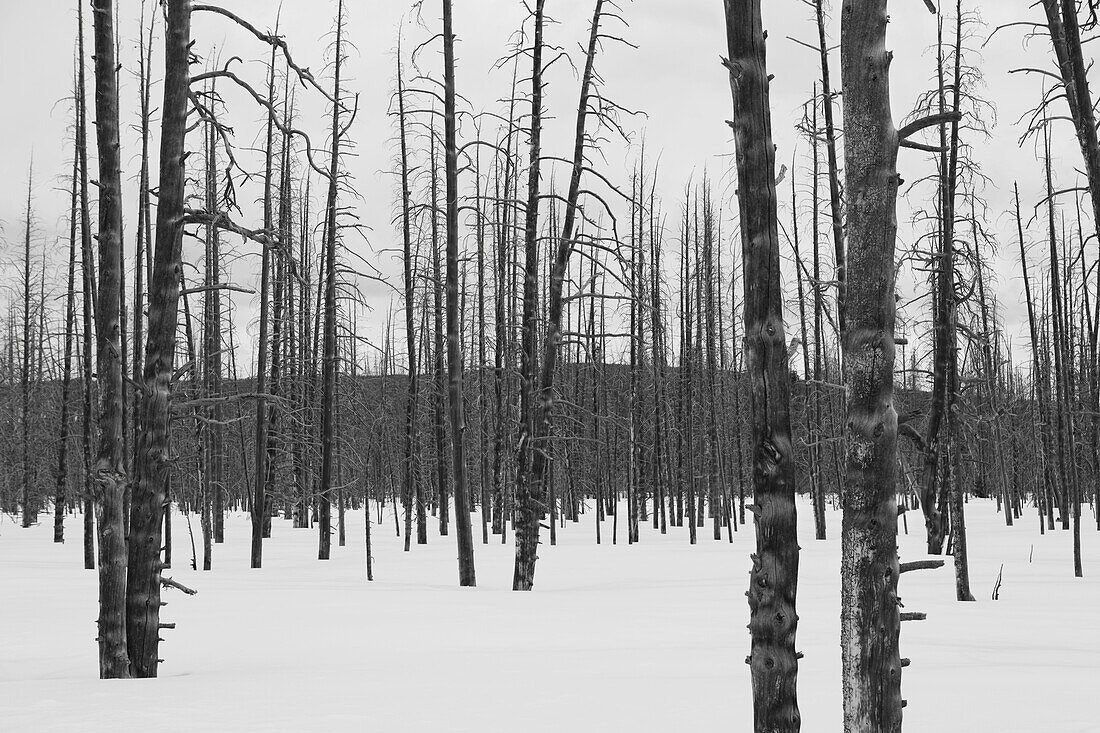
(513, 0), (605, 590)
(91, 0), (131, 680)
(396, 46), (419, 553)
(442, 0), (476, 586)
(318, 0), (346, 561)
(77, 0), (97, 572)
(251, 44), (279, 568)
(511, 0), (547, 590)
(723, 1), (800, 729)
(814, 0), (846, 337)
(55, 119), (81, 544)
(127, 0), (191, 679)
(22, 166), (35, 530)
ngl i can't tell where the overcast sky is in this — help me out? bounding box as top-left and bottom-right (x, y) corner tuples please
(0, 0), (1082, 371)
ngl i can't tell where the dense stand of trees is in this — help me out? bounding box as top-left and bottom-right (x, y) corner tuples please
(1, 0), (1098, 729)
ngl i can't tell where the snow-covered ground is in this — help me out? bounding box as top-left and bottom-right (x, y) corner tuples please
(1, 498), (1096, 732)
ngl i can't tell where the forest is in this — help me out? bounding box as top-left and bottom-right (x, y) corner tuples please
(0, 0), (1097, 731)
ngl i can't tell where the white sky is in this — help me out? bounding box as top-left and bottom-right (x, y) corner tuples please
(0, 0), (1085, 374)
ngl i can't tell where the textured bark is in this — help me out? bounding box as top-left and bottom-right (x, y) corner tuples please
(251, 43), (278, 568)
(723, 2), (800, 730)
(127, 0), (191, 678)
(91, 0), (131, 680)
(512, 0), (547, 591)
(442, 0), (476, 585)
(76, 0), (97, 572)
(839, 0), (903, 728)
(318, 0), (346, 561)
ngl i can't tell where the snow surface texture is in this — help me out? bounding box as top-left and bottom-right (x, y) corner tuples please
(1, 498), (1096, 732)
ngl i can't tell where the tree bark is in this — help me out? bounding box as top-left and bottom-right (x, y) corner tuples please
(318, 0), (346, 561)
(127, 0), (191, 678)
(839, 0), (904, 727)
(512, 0), (548, 590)
(442, 0), (476, 586)
(723, 1), (800, 729)
(77, 0), (97, 572)
(91, 0), (131, 680)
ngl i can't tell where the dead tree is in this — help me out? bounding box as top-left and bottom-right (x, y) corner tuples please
(318, 0), (349, 561)
(91, 0), (131, 680)
(77, 0), (97, 571)
(513, 0), (614, 589)
(55, 104), (82, 544)
(512, 0), (548, 591)
(442, 0), (476, 585)
(21, 165), (36, 529)
(245, 37), (281, 566)
(395, 41), (420, 553)
(1041, 0), (1099, 543)
(837, 0), (950, 727)
(127, 0), (192, 679)
(723, 1), (800, 729)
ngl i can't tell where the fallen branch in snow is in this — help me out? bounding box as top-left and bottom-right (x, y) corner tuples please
(900, 559), (945, 573)
(992, 564), (1004, 601)
(161, 576), (198, 595)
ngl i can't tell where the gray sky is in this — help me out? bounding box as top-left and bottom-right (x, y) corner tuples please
(0, 0), (1079, 372)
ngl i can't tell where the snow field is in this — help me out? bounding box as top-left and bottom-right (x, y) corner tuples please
(0, 498), (1096, 732)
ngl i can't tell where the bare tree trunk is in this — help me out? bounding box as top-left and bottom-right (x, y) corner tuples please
(1015, 183), (1057, 533)
(791, 160), (825, 541)
(810, 92), (828, 540)
(128, 0), (191, 678)
(513, 0), (606, 589)
(511, 0), (547, 590)
(476, 147), (490, 545)
(441, 0), (476, 586)
(22, 165), (35, 529)
(681, 196), (697, 544)
(251, 43), (279, 568)
(814, 0), (846, 336)
(838, 0), (908, 727)
(318, 0), (346, 561)
(77, 0), (97, 571)
(55, 117), (81, 544)
(723, 2), (800, 729)
(942, 5), (973, 601)
(201, 96), (224, 568)
(396, 45), (419, 553)
(91, 0), (131, 680)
